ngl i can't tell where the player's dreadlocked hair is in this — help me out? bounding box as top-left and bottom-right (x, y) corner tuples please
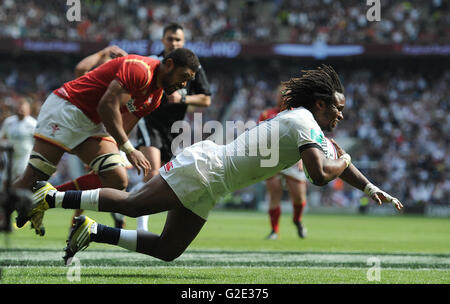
(280, 65), (344, 111)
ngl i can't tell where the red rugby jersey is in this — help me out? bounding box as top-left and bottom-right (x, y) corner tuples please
(258, 107), (280, 123)
(54, 55), (163, 124)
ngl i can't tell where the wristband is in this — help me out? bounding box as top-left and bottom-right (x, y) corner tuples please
(339, 153), (351, 168)
(180, 93), (186, 104)
(364, 183), (380, 197)
(120, 140), (135, 154)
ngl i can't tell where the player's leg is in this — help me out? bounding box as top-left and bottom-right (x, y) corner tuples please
(13, 138), (64, 191)
(265, 176), (283, 239)
(142, 146), (162, 179)
(27, 174), (201, 263)
(56, 171), (101, 228)
(128, 181), (147, 230)
(30, 175), (181, 220)
(64, 205), (205, 263)
(136, 207), (205, 261)
(13, 138), (64, 231)
(56, 171), (101, 191)
(136, 146), (162, 231)
(72, 137), (129, 228)
(72, 138), (128, 190)
(285, 176), (307, 238)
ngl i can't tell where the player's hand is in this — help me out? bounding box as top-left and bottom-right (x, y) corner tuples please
(167, 90), (183, 104)
(104, 45), (128, 59)
(330, 138), (347, 157)
(364, 183), (404, 211)
(126, 149), (151, 176)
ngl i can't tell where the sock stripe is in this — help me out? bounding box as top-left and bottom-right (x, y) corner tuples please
(80, 189), (100, 212)
(62, 191), (82, 209)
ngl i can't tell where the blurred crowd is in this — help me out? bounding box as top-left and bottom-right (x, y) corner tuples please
(1, 55), (448, 207)
(0, 0), (448, 44)
(210, 60), (450, 207)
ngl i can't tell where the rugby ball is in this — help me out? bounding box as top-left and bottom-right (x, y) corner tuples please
(304, 137), (338, 184)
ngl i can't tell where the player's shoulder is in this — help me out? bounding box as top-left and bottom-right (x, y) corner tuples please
(259, 107), (278, 120)
(122, 54), (160, 68)
(2, 115), (18, 125)
(277, 107), (310, 119)
(25, 116), (37, 125)
(260, 108), (270, 117)
(277, 107), (317, 128)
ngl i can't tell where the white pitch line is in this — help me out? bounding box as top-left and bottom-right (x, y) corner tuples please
(3, 265), (450, 272)
(1, 250), (449, 269)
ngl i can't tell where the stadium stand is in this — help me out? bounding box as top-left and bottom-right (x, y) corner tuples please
(0, 0), (448, 210)
(0, 0), (448, 43)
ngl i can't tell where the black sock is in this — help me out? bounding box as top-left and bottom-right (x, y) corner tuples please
(61, 191), (82, 209)
(90, 223), (120, 245)
(46, 192), (56, 208)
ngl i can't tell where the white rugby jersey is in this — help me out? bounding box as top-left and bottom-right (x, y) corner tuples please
(222, 107), (326, 192)
(0, 115), (37, 157)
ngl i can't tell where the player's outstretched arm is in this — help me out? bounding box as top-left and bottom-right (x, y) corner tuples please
(97, 80), (150, 176)
(331, 139), (404, 211)
(300, 146), (350, 186)
(167, 91), (211, 107)
(74, 45), (128, 77)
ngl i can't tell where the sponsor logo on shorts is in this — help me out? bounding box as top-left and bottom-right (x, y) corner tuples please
(164, 161), (174, 172)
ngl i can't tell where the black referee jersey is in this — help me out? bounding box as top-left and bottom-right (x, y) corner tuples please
(136, 52), (211, 162)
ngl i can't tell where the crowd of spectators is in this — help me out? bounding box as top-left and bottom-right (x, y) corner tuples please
(0, 0), (448, 44)
(213, 59), (450, 207)
(1, 55), (448, 208)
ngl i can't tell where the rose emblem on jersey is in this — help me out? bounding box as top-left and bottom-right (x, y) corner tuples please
(50, 123), (60, 137)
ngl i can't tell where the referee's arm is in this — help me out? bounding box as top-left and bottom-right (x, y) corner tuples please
(185, 65), (212, 109)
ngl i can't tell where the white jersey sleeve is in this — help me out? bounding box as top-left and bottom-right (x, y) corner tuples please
(0, 116), (13, 139)
(281, 107), (325, 153)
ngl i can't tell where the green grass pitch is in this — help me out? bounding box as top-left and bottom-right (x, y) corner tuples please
(1, 208), (449, 284)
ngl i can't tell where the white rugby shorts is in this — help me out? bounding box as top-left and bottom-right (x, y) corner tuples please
(159, 140), (228, 220)
(34, 93), (112, 151)
(279, 161), (307, 182)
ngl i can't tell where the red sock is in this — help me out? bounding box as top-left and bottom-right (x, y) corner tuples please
(56, 172), (102, 191)
(293, 200), (306, 224)
(268, 206), (281, 233)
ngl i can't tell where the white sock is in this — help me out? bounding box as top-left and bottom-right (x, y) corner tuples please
(79, 189), (100, 211)
(54, 191), (64, 208)
(136, 215), (149, 231)
(117, 229), (137, 251)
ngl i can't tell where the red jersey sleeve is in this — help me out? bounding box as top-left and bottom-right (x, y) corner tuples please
(115, 59), (152, 96)
(258, 110), (267, 123)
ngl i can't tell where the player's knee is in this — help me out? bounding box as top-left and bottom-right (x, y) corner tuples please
(90, 153), (128, 189)
(13, 161), (53, 190)
(160, 250), (182, 262)
(25, 151), (58, 185)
